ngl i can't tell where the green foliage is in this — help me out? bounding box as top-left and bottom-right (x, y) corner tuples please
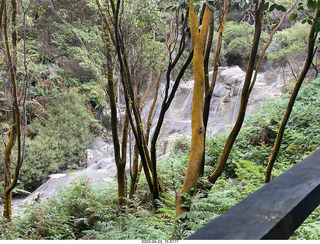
(162, 159), (186, 192)
(2, 1), (320, 239)
(223, 21), (254, 66)
(2, 72), (320, 240)
(1, 175), (116, 240)
(267, 22), (309, 67)
(222, 21), (268, 67)
(291, 205), (320, 240)
(171, 136), (190, 156)
(1, 175), (174, 240)
(77, 81), (106, 107)
(205, 75), (320, 200)
(19, 92), (94, 190)
(118, 0), (167, 80)
(206, 132), (242, 178)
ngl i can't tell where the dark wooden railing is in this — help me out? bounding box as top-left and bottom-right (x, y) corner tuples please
(187, 149), (320, 240)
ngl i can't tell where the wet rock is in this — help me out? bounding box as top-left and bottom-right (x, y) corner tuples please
(263, 71), (278, 85)
(212, 84), (228, 97)
(220, 66), (245, 84)
(18, 192), (41, 206)
(49, 173), (67, 179)
(84, 148), (104, 166)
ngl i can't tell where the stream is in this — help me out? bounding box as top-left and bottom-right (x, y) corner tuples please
(5, 65), (288, 215)
(9, 138), (118, 215)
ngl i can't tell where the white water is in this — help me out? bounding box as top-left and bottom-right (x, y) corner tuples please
(232, 79), (245, 123)
(5, 66), (286, 214)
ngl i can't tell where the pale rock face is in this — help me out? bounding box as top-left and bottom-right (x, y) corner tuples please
(9, 66), (287, 215)
(152, 66), (285, 155)
(18, 192), (41, 206)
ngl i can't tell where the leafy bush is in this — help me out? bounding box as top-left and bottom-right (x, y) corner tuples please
(267, 22), (309, 68)
(171, 136), (190, 156)
(19, 92), (94, 190)
(222, 21), (268, 67)
(1, 175), (174, 240)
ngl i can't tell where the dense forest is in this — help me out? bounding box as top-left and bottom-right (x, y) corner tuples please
(1, 0), (320, 240)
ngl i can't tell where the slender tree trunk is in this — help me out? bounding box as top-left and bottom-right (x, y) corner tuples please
(120, 108), (129, 202)
(265, 8), (320, 183)
(98, 0), (157, 204)
(150, 13), (192, 192)
(208, 1), (264, 184)
(129, 27), (175, 198)
(176, 2), (213, 218)
(111, 0), (156, 200)
(248, 0), (299, 95)
(103, 19), (127, 205)
(129, 143), (139, 198)
(0, 0), (5, 27)
(201, 0), (228, 176)
(3, 0), (22, 221)
(200, 5), (214, 178)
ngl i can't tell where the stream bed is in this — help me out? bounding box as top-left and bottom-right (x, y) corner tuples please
(3, 65), (287, 216)
(6, 138), (118, 216)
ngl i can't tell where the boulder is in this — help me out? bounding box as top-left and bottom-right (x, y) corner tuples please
(262, 71), (278, 85)
(18, 192), (41, 206)
(219, 66), (245, 85)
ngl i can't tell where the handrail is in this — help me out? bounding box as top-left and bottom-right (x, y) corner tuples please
(187, 149), (320, 239)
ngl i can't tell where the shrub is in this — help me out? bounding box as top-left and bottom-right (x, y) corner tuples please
(19, 91), (94, 190)
(1, 175), (174, 240)
(171, 136), (190, 156)
(267, 22), (309, 68)
(222, 21), (268, 67)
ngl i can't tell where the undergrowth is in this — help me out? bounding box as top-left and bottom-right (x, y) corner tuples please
(1, 76), (320, 240)
(19, 92), (94, 190)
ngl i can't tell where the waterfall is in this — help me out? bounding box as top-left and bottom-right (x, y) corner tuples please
(232, 79), (245, 123)
(211, 96), (224, 117)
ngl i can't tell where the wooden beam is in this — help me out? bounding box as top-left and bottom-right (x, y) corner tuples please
(188, 149), (320, 239)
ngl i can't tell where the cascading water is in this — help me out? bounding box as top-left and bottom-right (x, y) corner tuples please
(232, 79), (245, 123)
(211, 96), (224, 118)
(6, 66), (287, 215)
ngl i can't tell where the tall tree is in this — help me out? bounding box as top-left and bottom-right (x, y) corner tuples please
(176, 1), (213, 218)
(96, 0), (192, 208)
(102, 15), (128, 205)
(129, 25), (178, 198)
(265, 6), (320, 183)
(201, 0), (228, 176)
(2, 0), (23, 221)
(208, 0), (265, 184)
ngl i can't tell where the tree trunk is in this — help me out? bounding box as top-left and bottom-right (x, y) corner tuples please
(3, 0), (22, 221)
(201, 0), (228, 176)
(129, 143), (139, 198)
(176, 2), (213, 218)
(265, 7), (320, 183)
(248, 0), (299, 95)
(208, 1), (264, 184)
(102, 15), (127, 206)
(111, 0), (156, 200)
